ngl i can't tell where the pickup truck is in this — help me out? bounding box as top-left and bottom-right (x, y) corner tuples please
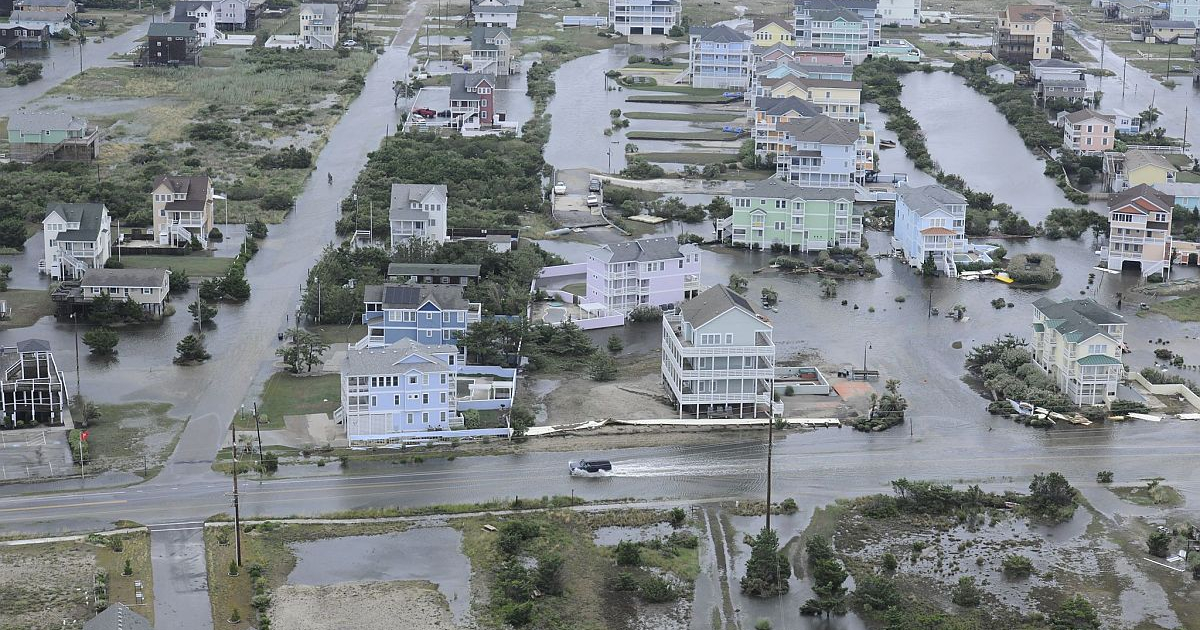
(553, 182), (567, 195)
(586, 194), (600, 207)
(569, 459), (612, 474)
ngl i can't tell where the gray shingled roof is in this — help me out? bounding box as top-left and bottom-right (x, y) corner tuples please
(1029, 58), (1083, 68)
(736, 178), (854, 201)
(387, 262), (481, 278)
(1108, 182), (1175, 211)
(471, 25), (509, 50)
(10, 9), (70, 20)
(755, 96), (821, 118)
(449, 72), (494, 101)
(1041, 77), (1087, 88)
(84, 603), (154, 630)
(689, 24), (750, 43)
(798, 0), (878, 12)
(389, 183), (447, 222)
(897, 184), (966, 216)
(172, 0), (212, 22)
(81, 268), (169, 289)
(1033, 298), (1124, 344)
(1123, 150), (1177, 176)
(300, 2), (338, 18)
(343, 338), (455, 377)
(590, 236), (685, 264)
(474, 3), (517, 13)
(808, 7), (862, 21)
(986, 63), (1013, 73)
(778, 114), (859, 145)
(1062, 109), (1112, 124)
(7, 109), (87, 133)
(44, 203), (107, 242)
(362, 284), (470, 310)
(148, 22), (198, 37)
(679, 284), (761, 329)
(16, 0), (74, 7)
(1149, 19), (1195, 28)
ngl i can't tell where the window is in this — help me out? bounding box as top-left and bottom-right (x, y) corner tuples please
(394, 395), (401, 405)
(725, 333), (733, 344)
(1086, 344), (1106, 355)
(422, 393), (429, 403)
(699, 333), (721, 345)
(404, 311), (415, 322)
(409, 375), (418, 384)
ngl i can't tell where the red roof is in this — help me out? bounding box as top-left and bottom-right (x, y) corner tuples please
(920, 227), (956, 235)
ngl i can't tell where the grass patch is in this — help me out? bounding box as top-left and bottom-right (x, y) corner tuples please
(626, 94), (737, 104)
(95, 530), (155, 623)
(315, 495), (587, 520)
(87, 402), (185, 478)
(0, 541), (96, 629)
(1150, 293), (1200, 321)
(0, 289), (55, 329)
(624, 111), (741, 122)
(625, 130), (741, 141)
(119, 254), (235, 278)
(250, 372), (341, 429)
(1109, 481), (1185, 507)
(635, 151), (739, 164)
(560, 282), (587, 296)
(307, 323), (367, 345)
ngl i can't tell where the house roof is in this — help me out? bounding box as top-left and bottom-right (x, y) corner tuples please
(736, 178), (853, 201)
(1149, 19), (1194, 28)
(470, 25), (509, 50)
(1033, 297), (1125, 344)
(1124, 149), (1177, 175)
(10, 9), (69, 20)
(343, 338), (455, 377)
(154, 175), (210, 205)
(16, 0), (74, 7)
(1156, 182), (1200, 198)
(7, 109), (87, 133)
(809, 7), (862, 22)
(759, 60), (854, 78)
(753, 42), (795, 57)
(762, 75), (861, 90)
(1002, 4), (1064, 23)
(388, 183), (447, 221)
(83, 603), (154, 630)
(797, 0), (878, 12)
(689, 24), (750, 43)
(299, 2), (338, 18)
(778, 114), (859, 145)
(920, 226), (956, 235)
(1062, 108), (1113, 124)
(753, 16), (791, 32)
(148, 22), (198, 37)
(755, 96), (821, 118)
(172, 0), (212, 22)
(679, 284), (762, 329)
(1076, 354), (1122, 366)
(1029, 58), (1084, 69)
(362, 284), (470, 311)
(1041, 77), (1088, 88)
(387, 262), (482, 278)
(897, 184), (966, 216)
(81, 268), (168, 289)
(986, 63), (1013, 73)
(474, 3), (517, 13)
(590, 236), (689, 263)
(44, 203), (107, 242)
(17, 339), (51, 353)
(449, 72), (495, 101)
(1108, 182), (1174, 212)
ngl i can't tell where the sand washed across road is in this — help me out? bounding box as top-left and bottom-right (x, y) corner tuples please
(270, 580), (458, 630)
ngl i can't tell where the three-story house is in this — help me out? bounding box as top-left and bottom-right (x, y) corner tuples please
(41, 203), (111, 281)
(360, 284), (482, 348)
(893, 183), (968, 277)
(1031, 298), (1126, 406)
(585, 236), (702, 314)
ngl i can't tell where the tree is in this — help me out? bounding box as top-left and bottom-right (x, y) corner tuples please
(950, 576), (982, 607)
(707, 196), (732, 219)
(174, 335), (211, 364)
(819, 278), (838, 298)
(589, 354), (618, 381)
(880, 552), (898, 573)
(276, 330), (330, 373)
(921, 252), (938, 277)
(1050, 595), (1101, 630)
(222, 264), (251, 301)
(761, 287), (778, 307)
(168, 268), (191, 293)
(805, 558), (848, 616)
(607, 334), (623, 353)
(535, 553), (564, 596)
(1027, 472), (1076, 516)
(615, 540), (641, 566)
(1147, 530), (1171, 558)
(0, 219), (27, 250)
(198, 278), (224, 301)
(188, 300), (217, 326)
(740, 527), (790, 597)
(247, 219), (268, 239)
(88, 292), (117, 325)
(508, 406), (534, 437)
(82, 328), (118, 356)
(728, 273), (748, 294)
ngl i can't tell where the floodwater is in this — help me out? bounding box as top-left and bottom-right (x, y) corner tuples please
(287, 527), (473, 625)
(919, 33), (993, 47)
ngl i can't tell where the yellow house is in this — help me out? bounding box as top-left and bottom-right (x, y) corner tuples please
(1125, 149), (1178, 187)
(752, 17), (794, 47)
(758, 76), (863, 122)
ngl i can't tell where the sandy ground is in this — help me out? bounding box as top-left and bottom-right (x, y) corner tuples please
(270, 580), (457, 630)
(0, 542), (95, 630)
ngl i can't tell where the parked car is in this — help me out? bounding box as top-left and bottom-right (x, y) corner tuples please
(588, 179), (602, 193)
(341, 39), (357, 47)
(569, 459), (612, 474)
(413, 107), (437, 117)
(553, 181), (567, 195)
(79, 19), (97, 26)
(437, 110), (451, 118)
(586, 194), (600, 207)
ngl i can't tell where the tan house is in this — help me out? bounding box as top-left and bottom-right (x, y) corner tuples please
(1124, 149), (1178, 187)
(1060, 109), (1114, 155)
(152, 175), (214, 248)
(1106, 183), (1174, 279)
(752, 17), (793, 46)
(79, 268), (171, 314)
(757, 75), (863, 122)
(1146, 19), (1196, 43)
(993, 4), (1064, 63)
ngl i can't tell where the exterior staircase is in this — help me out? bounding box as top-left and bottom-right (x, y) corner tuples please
(941, 250), (958, 279)
(58, 249), (89, 280)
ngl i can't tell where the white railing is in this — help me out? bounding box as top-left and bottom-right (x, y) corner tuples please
(678, 368), (775, 379)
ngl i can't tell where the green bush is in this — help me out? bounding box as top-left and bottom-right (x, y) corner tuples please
(1001, 554), (1034, 578)
(615, 540), (641, 566)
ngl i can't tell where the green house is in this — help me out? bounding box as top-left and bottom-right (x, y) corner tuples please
(7, 109), (99, 163)
(728, 178), (861, 251)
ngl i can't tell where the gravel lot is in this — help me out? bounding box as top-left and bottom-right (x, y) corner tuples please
(270, 580), (458, 630)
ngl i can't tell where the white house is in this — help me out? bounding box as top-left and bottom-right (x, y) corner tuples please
(986, 63), (1016, 84)
(1111, 108), (1142, 134)
(893, 184), (967, 277)
(1028, 58), (1085, 81)
(41, 203), (111, 281)
(299, 3), (339, 49)
(878, 0), (921, 27)
(389, 183), (448, 247)
(472, 0), (518, 28)
(173, 0), (220, 45)
(661, 285), (776, 419)
(584, 236), (702, 314)
(1031, 298), (1126, 406)
(608, 0), (679, 35)
(1169, 0), (1200, 25)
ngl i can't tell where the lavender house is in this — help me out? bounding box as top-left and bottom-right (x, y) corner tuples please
(585, 237), (702, 314)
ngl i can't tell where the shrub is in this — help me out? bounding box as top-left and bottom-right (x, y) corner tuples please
(668, 506), (686, 527)
(637, 575), (676, 603)
(615, 540), (641, 566)
(951, 576), (982, 607)
(1001, 554), (1034, 578)
(1147, 530), (1171, 557)
(880, 552), (898, 572)
(1096, 470), (1113, 484)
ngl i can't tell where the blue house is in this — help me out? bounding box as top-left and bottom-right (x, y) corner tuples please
(361, 284), (482, 348)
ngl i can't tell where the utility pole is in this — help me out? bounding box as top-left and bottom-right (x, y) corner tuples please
(253, 402), (263, 470)
(72, 311), (81, 404)
(78, 430), (87, 480)
(765, 415), (773, 531)
(927, 289), (933, 318)
(230, 422), (243, 567)
(1122, 56), (1127, 96)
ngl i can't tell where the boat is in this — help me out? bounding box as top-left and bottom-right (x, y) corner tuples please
(1127, 412), (1162, 422)
(1068, 414), (1093, 426)
(995, 272), (1014, 284)
(879, 139), (897, 149)
(1008, 400), (1035, 416)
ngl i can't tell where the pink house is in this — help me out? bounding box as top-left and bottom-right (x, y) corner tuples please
(450, 73), (496, 127)
(1060, 109), (1114, 155)
(585, 237), (703, 314)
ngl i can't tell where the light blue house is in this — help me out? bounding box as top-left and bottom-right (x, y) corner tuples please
(687, 25), (752, 89)
(361, 284), (482, 348)
(338, 338), (517, 444)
